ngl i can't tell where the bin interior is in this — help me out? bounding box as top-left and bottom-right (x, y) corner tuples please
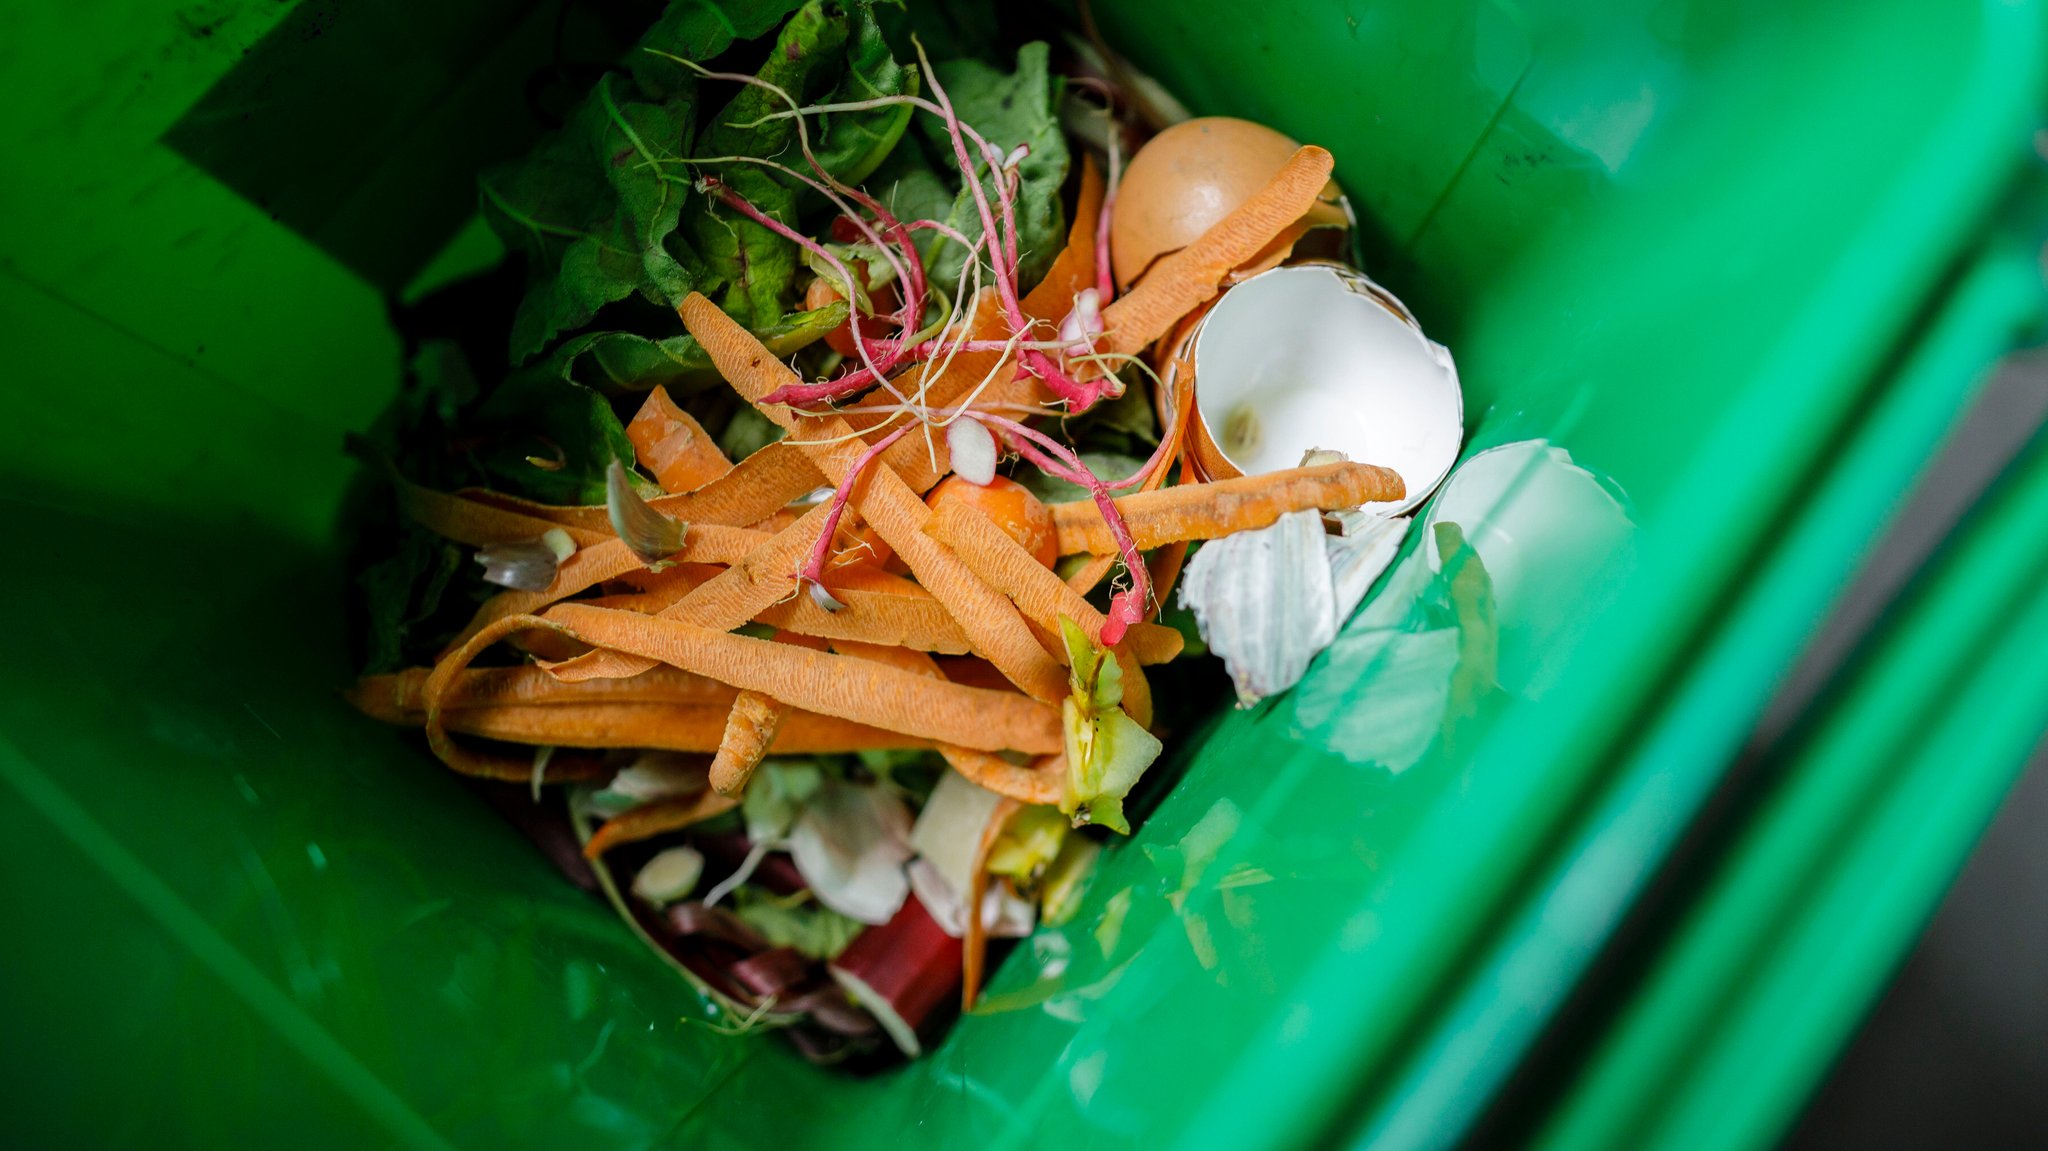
(1, 1), (2039, 1148)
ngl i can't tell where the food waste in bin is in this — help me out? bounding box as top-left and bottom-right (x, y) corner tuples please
(345, 0), (1464, 1065)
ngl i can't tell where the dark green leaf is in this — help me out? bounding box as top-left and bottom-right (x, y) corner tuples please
(470, 369), (638, 505)
(593, 73), (701, 308)
(1013, 450), (1144, 505)
(480, 91), (654, 365)
(865, 139), (957, 255)
(630, 0), (809, 100)
(484, 0), (820, 365)
(809, 2), (920, 186)
(357, 526), (462, 674)
(921, 42), (1069, 295)
(878, 0), (998, 64)
(536, 301), (847, 396)
(689, 1), (849, 327)
(717, 405), (787, 459)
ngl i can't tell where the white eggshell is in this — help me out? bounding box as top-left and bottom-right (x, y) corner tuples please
(1192, 264), (1463, 514)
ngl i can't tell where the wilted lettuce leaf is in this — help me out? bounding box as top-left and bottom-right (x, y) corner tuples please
(526, 301), (847, 396)
(921, 41), (1069, 294)
(731, 887), (864, 960)
(357, 525), (463, 674)
(480, 0), (809, 364)
(469, 368), (639, 505)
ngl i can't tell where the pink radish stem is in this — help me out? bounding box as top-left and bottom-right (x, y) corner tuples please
(973, 413), (1149, 643)
(796, 420), (916, 605)
(1096, 123), (1121, 303)
(704, 180), (904, 391)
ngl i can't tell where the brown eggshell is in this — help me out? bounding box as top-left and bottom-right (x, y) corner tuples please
(1110, 116), (1347, 289)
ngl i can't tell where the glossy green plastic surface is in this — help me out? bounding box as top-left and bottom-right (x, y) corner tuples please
(1531, 427), (2048, 1151)
(2, 1), (2042, 1147)
(1332, 209), (2048, 1151)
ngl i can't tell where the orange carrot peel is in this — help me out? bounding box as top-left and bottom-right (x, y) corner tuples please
(1053, 461), (1404, 555)
(1097, 146), (1337, 357)
(542, 602), (1062, 754)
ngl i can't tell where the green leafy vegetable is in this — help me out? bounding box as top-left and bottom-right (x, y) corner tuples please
(921, 42), (1069, 294)
(530, 302), (848, 396)
(1014, 450), (1145, 504)
(881, 0), (1000, 64)
(717, 405), (788, 460)
(628, 0), (809, 101)
(357, 526), (463, 674)
(689, 3), (850, 327)
(1057, 616), (1163, 834)
(469, 368), (640, 505)
(731, 887), (865, 961)
(742, 760), (827, 844)
(867, 142), (957, 244)
(480, 0), (813, 364)
(810, 3), (923, 186)
(855, 748), (946, 803)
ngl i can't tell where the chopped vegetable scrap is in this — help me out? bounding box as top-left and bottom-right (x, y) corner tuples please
(348, 0), (1459, 1067)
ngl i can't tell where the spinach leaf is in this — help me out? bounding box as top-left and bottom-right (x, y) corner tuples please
(481, 0), (810, 365)
(688, 2), (849, 328)
(527, 301), (847, 396)
(921, 42), (1069, 295)
(469, 369), (640, 505)
(809, 2), (921, 186)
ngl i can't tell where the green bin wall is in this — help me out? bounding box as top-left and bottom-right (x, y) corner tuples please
(2, 1), (2041, 1147)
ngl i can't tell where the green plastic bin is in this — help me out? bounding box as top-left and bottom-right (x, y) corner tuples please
(2, 1), (2043, 1148)
(1528, 391), (2048, 1151)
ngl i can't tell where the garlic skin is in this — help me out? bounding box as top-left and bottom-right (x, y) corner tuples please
(1179, 510), (1338, 706)
(945, 418), (999, 486)
(631, 845), (706, 906)
(1178, 508), (1412, 706)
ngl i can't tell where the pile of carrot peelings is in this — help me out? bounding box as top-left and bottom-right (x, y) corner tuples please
(352, 62), (1403, 1013)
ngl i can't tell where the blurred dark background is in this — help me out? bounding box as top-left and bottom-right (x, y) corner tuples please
(1786, 741), (2048, 1148)
(1781, 350), (2048, 1150)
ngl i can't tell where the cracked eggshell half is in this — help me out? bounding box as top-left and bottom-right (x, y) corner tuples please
(1186, 264), (1462, 515)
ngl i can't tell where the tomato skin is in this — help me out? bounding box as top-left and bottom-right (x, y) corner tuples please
(926, 475), (1059, 569)
(805, 264), (900, 361)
